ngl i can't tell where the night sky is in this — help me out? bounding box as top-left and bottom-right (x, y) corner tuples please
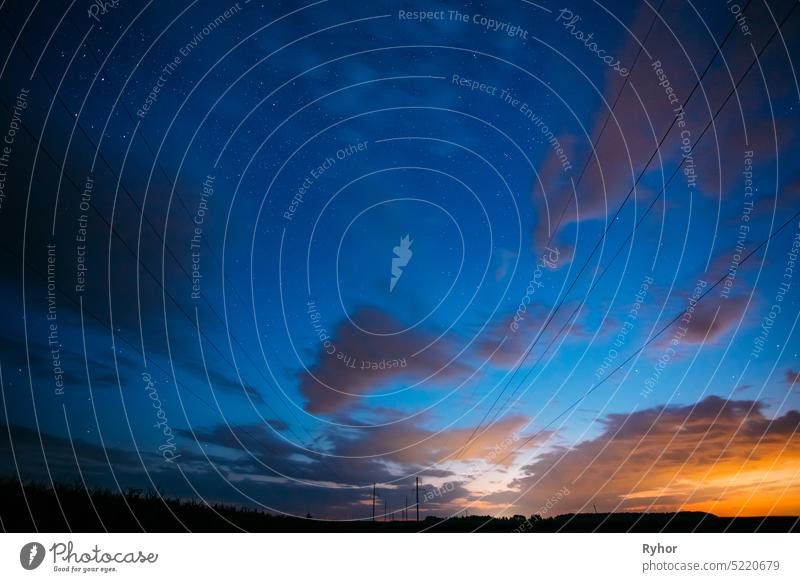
(0, 0), (799, 521)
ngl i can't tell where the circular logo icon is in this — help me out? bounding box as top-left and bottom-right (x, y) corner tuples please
(19, 542), (46, 570)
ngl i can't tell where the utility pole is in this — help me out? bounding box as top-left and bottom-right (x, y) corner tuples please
(405, 496), (408, 521)
(372, 483), (376, 522)
(416, 477), (420, 522)
(384, 499), (388, 522)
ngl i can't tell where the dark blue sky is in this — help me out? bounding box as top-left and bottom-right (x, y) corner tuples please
(0, 0), (799, 520)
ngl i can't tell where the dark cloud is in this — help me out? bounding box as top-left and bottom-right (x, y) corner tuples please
(177, 421), (397, 487)
(200, 367), (267, 404)
(0, 421), (379, 518)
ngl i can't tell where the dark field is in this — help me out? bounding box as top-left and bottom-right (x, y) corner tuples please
(2, 480), (797, 533)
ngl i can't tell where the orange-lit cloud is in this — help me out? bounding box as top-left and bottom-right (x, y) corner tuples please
(330, 413), (542, 467)
(506, 396), (800, 517)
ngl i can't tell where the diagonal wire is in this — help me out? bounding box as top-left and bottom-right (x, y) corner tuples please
(455, 0), (759, 457)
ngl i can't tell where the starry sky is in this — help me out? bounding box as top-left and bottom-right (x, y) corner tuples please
(0, 0), (799, 521)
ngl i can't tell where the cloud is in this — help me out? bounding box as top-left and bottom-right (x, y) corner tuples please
(328, 413), (540, 468)
(529, 1), (800, 252)
(201, 368), (266, 404)
(177, 410), (546, 505)
(0, 335), (131, 392)
(178, 421), (397, 487)
(531, 3), (703, 251)
(0, 422), (175, 482)
(297, 306), (472, 414)
(784, 369), (800, 385)
(416, 480), (473, 513)
(473, 301), (592, 368)
(507, 396), (800, 517)
(680, 295), (749, 344)
(494, 249), (517, 281)
(651, 292), (749, 349)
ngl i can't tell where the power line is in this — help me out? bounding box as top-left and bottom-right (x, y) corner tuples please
(455, 0), (770, 457)
(454, 0), (669, 457)
(486, 3), (781, 428)
(479, 0), (792, 448)
(58, 7), (300, 384)
(498, 206), (800, 466)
